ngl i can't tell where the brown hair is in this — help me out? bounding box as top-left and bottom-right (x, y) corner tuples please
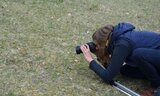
(92, 25), (113, 66)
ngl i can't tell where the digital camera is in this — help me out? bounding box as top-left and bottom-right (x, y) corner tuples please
(75, 42), (96, 54)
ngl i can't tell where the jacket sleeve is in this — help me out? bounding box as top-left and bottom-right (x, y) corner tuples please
(89, 39), (132, 83)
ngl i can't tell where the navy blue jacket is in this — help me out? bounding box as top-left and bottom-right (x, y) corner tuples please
(89, 22), (160, 83)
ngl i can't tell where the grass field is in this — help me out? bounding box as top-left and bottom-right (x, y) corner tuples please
(0, 0), (160, 96)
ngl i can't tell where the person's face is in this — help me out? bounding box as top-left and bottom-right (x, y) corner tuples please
(96, 44), (101, 50)
(94, 42), (109, 54)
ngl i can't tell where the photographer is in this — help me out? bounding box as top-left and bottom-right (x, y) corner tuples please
(79, 22), (160, 96)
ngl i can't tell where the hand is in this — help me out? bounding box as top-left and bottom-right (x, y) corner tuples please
(80, 44), (94, 63)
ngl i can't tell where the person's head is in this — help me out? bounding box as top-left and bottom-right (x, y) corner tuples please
(92, 24), (113, 66)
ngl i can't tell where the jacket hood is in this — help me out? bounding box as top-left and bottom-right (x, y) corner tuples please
(112, 22), (135, 38)
(107, 22), (135, 54)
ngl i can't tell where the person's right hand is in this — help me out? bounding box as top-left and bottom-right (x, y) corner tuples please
(80, 44), (94, 63)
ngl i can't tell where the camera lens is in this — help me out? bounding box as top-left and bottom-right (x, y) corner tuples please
(87, 42), (96, 53)
(75, 42), (96, 54)
(75, 46), (82, 54)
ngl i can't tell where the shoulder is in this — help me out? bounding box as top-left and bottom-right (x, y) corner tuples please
(108, 36), (134, 54)
(115, 38), (132, 47)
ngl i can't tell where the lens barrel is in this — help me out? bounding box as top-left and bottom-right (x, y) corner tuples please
(75, 42), (96, 54)
(75, 46), (82, 54)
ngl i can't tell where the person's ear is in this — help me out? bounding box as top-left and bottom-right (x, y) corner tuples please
(96, 44), (100, 50)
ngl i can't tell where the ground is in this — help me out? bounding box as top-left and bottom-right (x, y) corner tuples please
(0, 0), (160, 96)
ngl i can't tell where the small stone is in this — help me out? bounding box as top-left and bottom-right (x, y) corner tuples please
(126, 12), (129, 15)
(74, 59), (78, 62)
(68, 13), (71, 16)
(57, 18), (60, 21)
(51, 16), (54, 19)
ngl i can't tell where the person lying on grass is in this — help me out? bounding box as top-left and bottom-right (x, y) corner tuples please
(80, 22), (160, 96)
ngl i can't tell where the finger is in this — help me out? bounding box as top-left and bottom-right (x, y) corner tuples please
(84, 44), (89, 49)
(82, 45), (87, 50)
(80, 45), (87, 52)
(84, 44), (87, 48)
(80, 45), (85, 49)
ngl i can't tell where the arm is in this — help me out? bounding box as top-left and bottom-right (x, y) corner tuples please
(89, 39), (132, 83)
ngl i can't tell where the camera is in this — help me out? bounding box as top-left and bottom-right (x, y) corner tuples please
(75, 42), (96, 54)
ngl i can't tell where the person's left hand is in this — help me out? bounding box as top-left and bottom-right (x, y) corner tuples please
(80, 44), (94, 63)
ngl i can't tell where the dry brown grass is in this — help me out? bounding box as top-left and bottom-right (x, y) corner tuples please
(0, 0), (160, 95)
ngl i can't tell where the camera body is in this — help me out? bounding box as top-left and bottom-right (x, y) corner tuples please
(75, 42), (96, 54)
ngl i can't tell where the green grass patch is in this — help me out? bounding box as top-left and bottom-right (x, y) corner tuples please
(0, 0), (160, 95)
